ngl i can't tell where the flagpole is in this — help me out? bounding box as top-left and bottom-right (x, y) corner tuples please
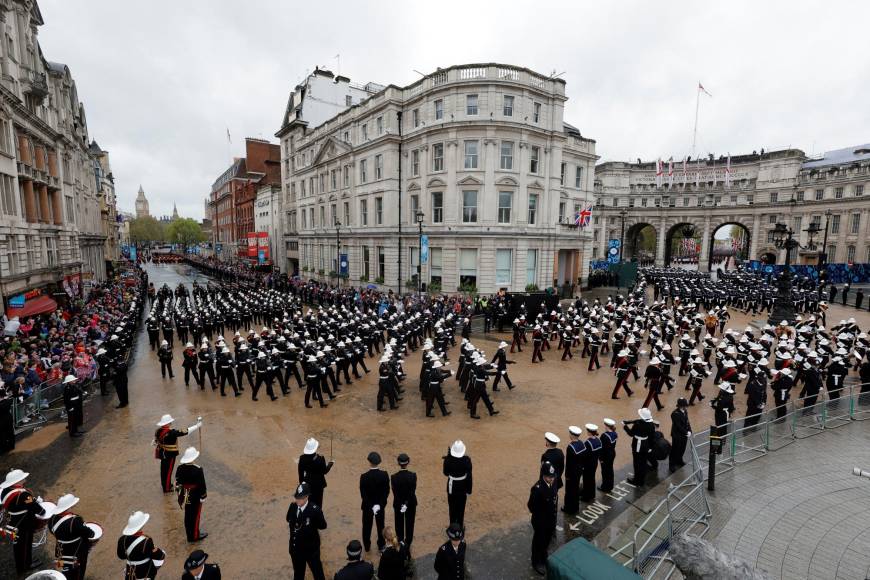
(692, 84), (700, 156)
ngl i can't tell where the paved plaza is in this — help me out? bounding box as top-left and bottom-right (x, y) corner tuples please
(709, 421), (870, 580)
(3, 262), (870, 578)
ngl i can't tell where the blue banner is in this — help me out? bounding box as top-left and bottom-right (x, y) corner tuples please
(258, 249), (266, 264)
(129, 246), (137, 262)
(339, 253), (349, 275)
(420, 235), (429, 265)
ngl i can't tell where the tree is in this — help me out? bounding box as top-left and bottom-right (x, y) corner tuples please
(129, 216), (165, 245)
(165, 218), (206, 252)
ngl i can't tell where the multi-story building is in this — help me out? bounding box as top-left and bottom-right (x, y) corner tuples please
(0, 1), (110, 311)
(208, 138), (280, 262)
(254, 183), (283, 267)
(277, 64), (597, 293)
(592, 144), (870, 270)
(90, 140), (120, 263)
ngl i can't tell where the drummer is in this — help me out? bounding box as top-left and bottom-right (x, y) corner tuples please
(49, 493), (98, 580)
(1, 468), (48, 573)
(116, 511), (166, 579)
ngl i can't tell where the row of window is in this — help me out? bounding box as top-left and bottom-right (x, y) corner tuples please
(1, 233), (63, 275)
(294, 145), (586, 199)
(764, 211), (864, 235)
(606, 184), (869, 208)
(298, 190), (543, 229)
(301, 245), (539, 288)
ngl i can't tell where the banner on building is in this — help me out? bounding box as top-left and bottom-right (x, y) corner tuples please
(607, 239), (621, 264)
(420, 235), (429, 264)
(248, 232), (258, 257)
(339, 253), (349, 275)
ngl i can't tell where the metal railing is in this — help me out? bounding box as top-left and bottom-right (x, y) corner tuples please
(611, 381), (870, 578)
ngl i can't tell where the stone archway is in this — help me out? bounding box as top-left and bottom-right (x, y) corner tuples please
(665, 222), (702, 269)
(709, 222), (751, 271)
(624, 222), (657, 265)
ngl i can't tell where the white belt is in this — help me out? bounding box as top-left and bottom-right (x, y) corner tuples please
(7, 509), (26, 516)
(69, 397), (80, 401)
(57, 538), (81, 545)
(633, 436), (647, 453)
(448, 474), (466, 494)
(127, 558), (150, 566)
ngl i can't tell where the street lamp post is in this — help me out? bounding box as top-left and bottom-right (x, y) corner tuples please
(415, 210), (424, 294)
(820, 208), (833, 274)
(768, 219), (821, 325)
(618, 209), (628, 262)
(334, 218), (341, 287)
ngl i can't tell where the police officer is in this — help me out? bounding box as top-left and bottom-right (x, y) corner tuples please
(158, 339), (174, 379)
(182, 549), (221, 580)
(298, 437), (334, 509)
(62, 375), (85, 437)
(527, 461), (558, 575)
(286, 482), (327, 580)
(334, 540), (374, 580)
(153, 414), (201, 493)
(391, 452), (417, 557)
(669, 398), (692, 472)
(175, 446), (208, 542)
(359, 451), (390, 553)
(49, 493), (97, 580)
(434, 524), (466, 580)
(443, 440), (472, 528)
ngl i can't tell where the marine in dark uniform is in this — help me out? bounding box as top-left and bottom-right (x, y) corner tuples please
(116, 511), (166, 580)
(669, 398), (692, 472)
(443, 441), (472, 528)
(62, 375), (85, 437)
(175, 446), (208, 542)
(359, 451), (390, 553)
(298, 437), (334, 509)
(1, 469), (47, 573)
(153, 415), (201, 493)
(624, 408), (655, 486)
(49, 493), (97, 580)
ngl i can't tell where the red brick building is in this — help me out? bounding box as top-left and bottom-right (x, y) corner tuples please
(208, 138), (280, 261)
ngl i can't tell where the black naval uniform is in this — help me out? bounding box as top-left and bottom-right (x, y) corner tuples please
(563, 439), (585, 514)
(298, 452), (333, 509)
(158, 343), (174, 379)
(669, 407), (692, 472)
(286, 501), (327, 580)
(335, 559), (375, 580)
(442, 454), (472, 527)
(154, 425), (190, 493)
(360, 467), (390, 552)
(63, 378), (85, 437)
(116, 533), (165, 580)
(599, 429), (618, 492)
(391, 466), (418, 554)
(624, 419), (655, 486)
(581, 434), (602, 502)
(49, 510), (96, 580)
(175, 462), (208, 541)
(182, 562), (222, 580)
(527, 476), (558, 571)
(434, 540), (466, 580)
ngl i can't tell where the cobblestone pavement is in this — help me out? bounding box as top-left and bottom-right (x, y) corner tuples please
(710, 421), (870, 580)
(3, 262), (870, 578)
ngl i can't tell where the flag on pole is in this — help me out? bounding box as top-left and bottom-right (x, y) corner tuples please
(578, 205), (593, 228)
(725, 153), (732, 189)
(655, 158), (663, 188)
(699, 82), (712, 97)
(573, 211), (581, 226)
(667, 157), (674, 187)
(226, 128), (232, 144)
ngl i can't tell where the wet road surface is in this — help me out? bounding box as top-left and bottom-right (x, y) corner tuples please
(4, 262), (870, 578)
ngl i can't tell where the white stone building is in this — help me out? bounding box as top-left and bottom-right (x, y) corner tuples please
(593, 145), (870, 270)
(277, 64), (597, 294)
(254, 183), (283, 267)
(0, 0), (111, 310)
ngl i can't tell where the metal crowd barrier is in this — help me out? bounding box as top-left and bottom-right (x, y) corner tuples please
(613, 382), (870, 578)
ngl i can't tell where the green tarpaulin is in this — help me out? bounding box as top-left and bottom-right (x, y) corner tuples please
(547, 538), (642, 580)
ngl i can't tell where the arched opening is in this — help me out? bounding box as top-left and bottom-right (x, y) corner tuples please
(709, 222), (750, 273)
(665, 222), (702, 270)
(624, 223), (656, 266)
(759, 251), (777, 265)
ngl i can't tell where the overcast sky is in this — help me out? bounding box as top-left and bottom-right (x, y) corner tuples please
(38, 1), (870, 220)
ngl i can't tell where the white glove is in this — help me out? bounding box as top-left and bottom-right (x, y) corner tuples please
(372, 504), (380, 514)
(400, 504), (407, 513)
(36, 496), (43, 503)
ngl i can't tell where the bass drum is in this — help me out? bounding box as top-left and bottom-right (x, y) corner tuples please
(32, 501), (56, 548)
(25, 572), (67, 580)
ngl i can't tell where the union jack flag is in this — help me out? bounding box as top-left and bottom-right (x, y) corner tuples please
(576, 205), (593, 228)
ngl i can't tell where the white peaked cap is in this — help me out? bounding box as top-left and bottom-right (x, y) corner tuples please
(179, 447), (200, 464)
(303, 438), (319, 454)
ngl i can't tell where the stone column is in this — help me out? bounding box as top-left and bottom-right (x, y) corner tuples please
(749, 214), (760, 262)
(51, 190), (63, 225)
(22, 179), (37, 222)
(699, 217), (712, 272)
(656, 218), (667, 266)
(38, 184), (50, 223)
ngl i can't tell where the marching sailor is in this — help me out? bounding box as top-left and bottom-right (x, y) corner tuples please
(175, 446), (208, 542)
(49, 493), (97, 580)
(116, 511), (166, 580)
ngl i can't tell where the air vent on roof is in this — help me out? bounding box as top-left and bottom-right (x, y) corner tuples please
(855, 148), (870, 155)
